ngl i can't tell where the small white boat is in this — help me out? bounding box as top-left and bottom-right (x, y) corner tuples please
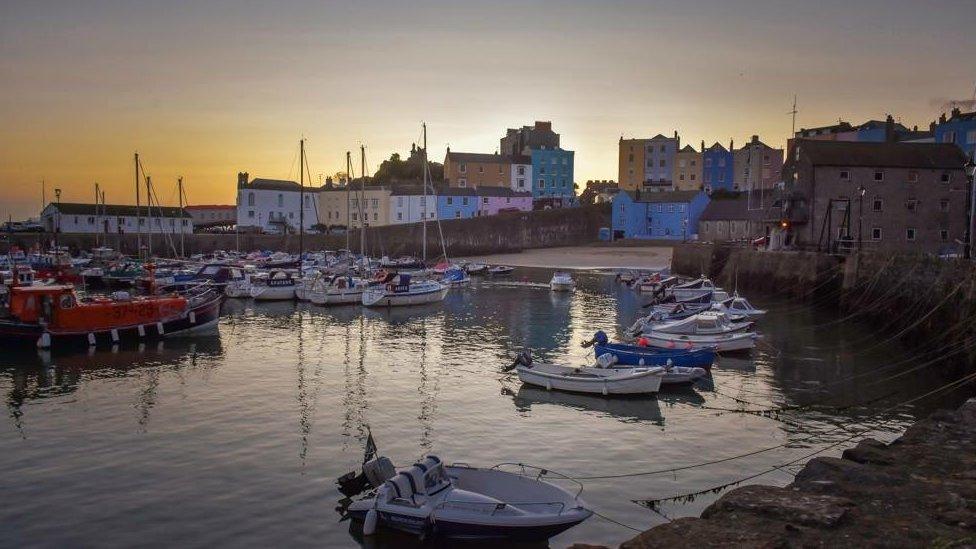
(668, 276), (721, 302)
(513, 353), (664, 395)
(309, 275), (367, 306)
(660, 363), (708, 385)
(649, 311), (753, 336)
(549, 271), (575, 292)
(642, 330), (758, 353)
(250, 270), (298, 301)
(361, 272), (448, 307)
(488, 265), (514, 276)
(720, 293), (766, 317)
(465, 262), (488, 275)
(346, 455), (592, 541)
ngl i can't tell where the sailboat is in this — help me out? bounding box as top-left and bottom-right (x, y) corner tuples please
(362, 124), (449, 307)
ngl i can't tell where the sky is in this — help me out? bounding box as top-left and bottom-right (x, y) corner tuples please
(1, 0), (974, 220)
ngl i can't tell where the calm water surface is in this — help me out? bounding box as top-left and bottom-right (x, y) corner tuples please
(1, 268), (965, 548)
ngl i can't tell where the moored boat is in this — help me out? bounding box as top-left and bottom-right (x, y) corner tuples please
(309, 275), (367, 306)
(585, 331), (715, 368)
(361, 272), (448, 307)
(488, 265), (514, 276)
(511, 352), (664, 395)
(549, 271), (575, 292)
(250, 270), (298, 301)
(641, 330), (758, 353)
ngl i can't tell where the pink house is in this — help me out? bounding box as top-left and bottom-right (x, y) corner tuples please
(475, 187), (533, 216)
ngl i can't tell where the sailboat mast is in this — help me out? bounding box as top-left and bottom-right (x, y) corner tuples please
(360, 144), (366, 260)
(345, 151), (352, 252)
(145, 175), (153, 258)
(94, 182), (100, 247)
(135, 152), (141, 258)
(422, 123), (428, 262)
(178, 176), (185, 258)
(299, 139), (305, 259)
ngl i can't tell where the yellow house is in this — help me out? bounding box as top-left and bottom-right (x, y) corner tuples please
(673, 145), (703, 191)
(317, 182), (392, 229)
(618, 138), (647, 191)
(444, 150), (512, 188)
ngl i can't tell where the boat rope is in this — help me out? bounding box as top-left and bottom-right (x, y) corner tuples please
(633, 368), (976, 510)
(589, 507), (651, 531)
(571, 366), (976, 482)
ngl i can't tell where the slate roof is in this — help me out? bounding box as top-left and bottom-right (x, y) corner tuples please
(240, 178), (321, 192)
(793, 140), (968, 169)
(46, 203), (192, 218)
(622, 190), (701, 204)
(474, 187), (532, 198)
(699, 191), (781, 222)
(678, 145), (699, 153)
(445, 151), (513, 163)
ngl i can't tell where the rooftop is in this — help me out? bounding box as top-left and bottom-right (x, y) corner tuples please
(44, 202), (192, 218)
(620, 190), (702, 203)
(792, 139), (969, 169)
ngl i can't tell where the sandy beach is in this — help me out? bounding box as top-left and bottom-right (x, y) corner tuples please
(460, 245), (672, 271)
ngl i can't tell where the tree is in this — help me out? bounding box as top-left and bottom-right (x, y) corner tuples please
(372, 149), (444, 183)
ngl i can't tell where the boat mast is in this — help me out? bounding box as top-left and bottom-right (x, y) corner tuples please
(360, 144), (366, 261)
(422, 123), (428, 262)
(299, 139), (305, 260)
(145, 175), (153, 258)
(94, 182), (100, 248)
(346, 151), (352, 252)
(135, 152), (141, 258)
(177, 176), (185, 258)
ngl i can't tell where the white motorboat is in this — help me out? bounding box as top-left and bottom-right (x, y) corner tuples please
(642, 330), (758, 353)
(223, 267), (254, 298)
(637, 275), (677, 294)
(345, 455), (592, 541)
(513, 352), (664, 395)
(361, 272), (448, 307)
(488, 265), (514, 276)
(309, 275), (367, 306)
(549, 271), (575, 292)
(649, 311), (753, 336)
(668, 276), (721, 302)
(465, 262), (489, 275)
(720, 293), (766, 317)
(250, 270), (298, 301)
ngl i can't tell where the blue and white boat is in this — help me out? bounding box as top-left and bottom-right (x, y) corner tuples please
(441, 267), (470, 286)
(362, 272), (448, 307)
(588, 331), (715, 369)
(346, 455), (592, 541)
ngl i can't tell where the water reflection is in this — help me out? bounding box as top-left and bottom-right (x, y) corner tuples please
(513, 385), (665, 426)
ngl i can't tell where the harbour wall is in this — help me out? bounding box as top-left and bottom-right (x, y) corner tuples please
(8, 205), (611, 258)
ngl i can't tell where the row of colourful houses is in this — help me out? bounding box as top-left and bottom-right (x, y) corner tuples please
(235, 173), (533, 234)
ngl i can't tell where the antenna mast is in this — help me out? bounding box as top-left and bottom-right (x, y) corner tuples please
(788, 94), (798, 135)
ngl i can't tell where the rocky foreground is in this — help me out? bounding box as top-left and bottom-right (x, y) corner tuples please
(574, 398), (976, 548)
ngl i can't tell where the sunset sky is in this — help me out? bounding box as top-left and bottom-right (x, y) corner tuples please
(1, 0), (974, 220)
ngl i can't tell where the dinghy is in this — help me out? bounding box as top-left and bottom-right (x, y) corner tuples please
(488, 265), (514, 276)
(441, 267), (470, 286)
(649, 311), (753, 336)
(465, 262), (488, 275)
(642, 330), (758, 353)
(345, 455), (592, 541)
(668, 276), (721, 302)
(585, 331), (715, 368)
(512, 352), (664, 395)
(549, 271), (575, 292)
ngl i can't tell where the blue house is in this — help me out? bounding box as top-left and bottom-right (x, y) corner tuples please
(530, 147), (575, 203)
(935, 108), (976, 160)
(436, 188), (479, 220)
(611, 190), (710, 240)
(702, 142), (734, 193)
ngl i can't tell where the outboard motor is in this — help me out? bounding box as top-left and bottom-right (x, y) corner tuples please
(504, 349), (533, 371)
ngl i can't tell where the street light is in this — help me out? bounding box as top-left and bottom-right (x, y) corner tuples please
(965, 158), (976, 260)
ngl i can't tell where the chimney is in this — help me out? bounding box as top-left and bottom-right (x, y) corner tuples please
(701, 140), (705, 153)
(940, 113), (947, 124)
(237, 172), (248, 188)
(885, 114), (895, 143)
(730, 139), (734, 151)
(751, 135), (759, 144)
(951, 107), (961, 118)
(930, 121), (937, 132)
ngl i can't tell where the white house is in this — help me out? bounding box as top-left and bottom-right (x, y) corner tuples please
(40, 203), (193, 234)
(389, 186), (437, 225)
(511, 156), (532, 193)
(235, 172), (321, 234)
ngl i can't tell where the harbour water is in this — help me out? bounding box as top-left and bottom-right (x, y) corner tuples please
(1, 268), (965, 548)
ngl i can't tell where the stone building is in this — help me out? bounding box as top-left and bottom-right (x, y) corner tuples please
(776, 140), (970, 254)
(697, 192), (769, 243)
(733, 135), (783, 191)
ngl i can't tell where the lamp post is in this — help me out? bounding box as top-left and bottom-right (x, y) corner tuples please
(857, 185), (865, 254)
(965, 158), (975, 260)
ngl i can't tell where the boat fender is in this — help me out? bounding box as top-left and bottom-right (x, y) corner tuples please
(156, 322), (164, 335)
(111, 329), (119, 343)
(88, 333), (96, 346)
(363, 508), (378, 536)
(138, 325), (145, 337)
(37, 332), (51, 349)
(189, 311), (196, 324)
(545, 380), (551, 391)
(602, 383), (608, 396)
(638, 358), (645, 366)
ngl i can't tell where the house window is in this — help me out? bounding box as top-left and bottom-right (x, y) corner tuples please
(679, 174), (685, 181)
(872, 227), (882, 240)
(87, 216), (95, 224)
(690, 174), (696, 181)
(518, 166), (525, 175)
(562, 158), (567, 165)
(840, 170), (850, 180)
(906, 228), (916, 241)
(941, 229), (949, 242)
(455, 211), (461, 219)
(458, 179), (466, 187)
(248, 193), (255, 206)
(289, 212), (294, 218)
(691, 160), (696, 166)
(478, 165), (484, 173)
(277, 194), (283, 207)
(968, 130), (976, 144)
(539, 179), (545, 188)
(705, 158), (713, 168)
(873, 171), (884, 181)
(517, 178), (525, 188)
(498, 165), (503, 173)
(540, 167), (546, 175)
(906, 199), (917, 213)
(872, 198), (883, 212)
(397, 212), (402, 221)
(659, 160), (666, 167)
(460, 163), (466, 173)
(248, 210), (255, 218)
(940, 172), (951, 183)
(943, 131), (956, 144)
(659, 145), (665, 152)
(482, 197), (489, 204)
(446, 197), (453, 205)
(462, 197), (469, 206)
(718, 173), (725, 183)
(371, 199), (378, 208)
(352, 213), (357, 221)
(940, 199), (949, 212)
(373, 212), (378, 221)
(679, 159), (687, 168)
(667, 204), (674, 212)
(763, 155), (770, 165)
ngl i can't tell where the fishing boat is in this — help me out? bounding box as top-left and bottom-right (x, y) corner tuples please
(309, 275), (367, 306)
(649, 311), (753, 336)
(344, 455), (592, 541)
(511, 351), (664, 395)
(549, 271), (575, 292)
(441, 267), (470, 286)
(489, 265), (514, 276)
(465, 262), (488, 275)
(102, 261), (144, 288)
(641, 330), (758, 353)
(361, 272), (448, 307)
(585, 331), (715, 368)
(0, 270), (222, 349)
(668, 276), (721, 302)
(250, 270), (298, 301)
